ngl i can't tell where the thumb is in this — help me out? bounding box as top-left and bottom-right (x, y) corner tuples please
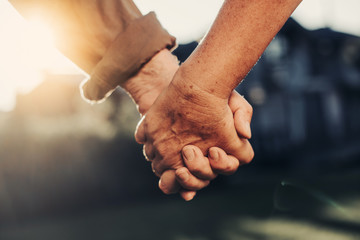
(135, 117), (146, 144)
(234, 110), (251, 139)
(80, 76), (116, 103)
(228, 90), (253, 139)
(225, 137), (254, 165)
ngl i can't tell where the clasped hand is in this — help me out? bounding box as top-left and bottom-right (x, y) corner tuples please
(135, 69), (254, 200)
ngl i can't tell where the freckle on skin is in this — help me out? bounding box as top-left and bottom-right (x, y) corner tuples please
(199, 132), (211, 141)
(210, 89), (215, 93)
(190, 85), (193, 89)
(184, 94), (194, 101)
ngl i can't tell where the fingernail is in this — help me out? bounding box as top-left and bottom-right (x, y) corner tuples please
(183, 147), (195, 161)
(209, 148), (219, 161)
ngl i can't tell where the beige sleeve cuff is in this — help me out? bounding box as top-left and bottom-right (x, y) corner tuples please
(81, 12), (176, 102)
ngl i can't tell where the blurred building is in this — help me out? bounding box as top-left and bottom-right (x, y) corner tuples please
(0, 74), (150, 221)
(234, 18), (360, 171)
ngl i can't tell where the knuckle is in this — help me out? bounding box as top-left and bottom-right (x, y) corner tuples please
(188, 165), (203, 176)
(210, 161), (223, 172)
(186, 180), (210, 190)
(192, 180), (210, 190)
(203, 180), (210, 188)
(196, 171), (216, 180)
(201, 172), (217, 180)
(180, 177), (192, 187)
(155, 143), (168, 159)
(223, 160), (239, 175)
(176, 169), (209, 190)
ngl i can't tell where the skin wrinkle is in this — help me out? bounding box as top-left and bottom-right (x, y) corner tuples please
(120, 49), (178, 115)
(166, 110), (176, 126)
(174, 64), (230, 100)
(173, 104), (221, 131)
(170, 115), (212, 144)
(170, 84), (229, 120)
(145, 83), (249, 176)
(148, 102), (217, 165)
(193, 69), (230, 99)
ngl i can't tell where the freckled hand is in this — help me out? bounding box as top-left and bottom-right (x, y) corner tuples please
(135, 75), (253, 195)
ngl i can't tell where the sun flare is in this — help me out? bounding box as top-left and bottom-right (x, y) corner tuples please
(0, 1), (81, 111)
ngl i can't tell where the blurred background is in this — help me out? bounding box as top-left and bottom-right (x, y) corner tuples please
(0, 0), (359, 239)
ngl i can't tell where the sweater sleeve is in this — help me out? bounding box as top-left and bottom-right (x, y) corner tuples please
(9, 0), (176, 101)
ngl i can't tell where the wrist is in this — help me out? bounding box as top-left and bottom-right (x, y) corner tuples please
(173, 62), (234, 101)
(168, 68), (229, 113)
(121, 49), (179, 114)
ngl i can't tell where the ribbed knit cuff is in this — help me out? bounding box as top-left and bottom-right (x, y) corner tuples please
(81, 12), (176, 102)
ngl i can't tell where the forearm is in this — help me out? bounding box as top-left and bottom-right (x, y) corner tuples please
(10, 0), (176, 102)
(178, 0), (302, 99)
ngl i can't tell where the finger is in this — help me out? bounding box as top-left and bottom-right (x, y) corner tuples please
(234, 109), (252, 139)
(229, 91), (253, 139)
(182, 145), (217, 180)
(175, 167), (210, 191)
(224, 139), (255, 166)
(135, 117), (146, 144)
(80, 76), (116, 102)
(151, 154), (180, 177)
(159, 170), (181, 195)
(209, 147), (240, 175)
(229, 90), (253, 122)
(179, 189), (197, 201)
(143, 144), (155, 162)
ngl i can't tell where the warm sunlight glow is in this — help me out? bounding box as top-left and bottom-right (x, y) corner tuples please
(0, 17), (56, 111)
(12, 20), (56, 94)
(25, 20), (56, 71)
(0, 0), (81, 112)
